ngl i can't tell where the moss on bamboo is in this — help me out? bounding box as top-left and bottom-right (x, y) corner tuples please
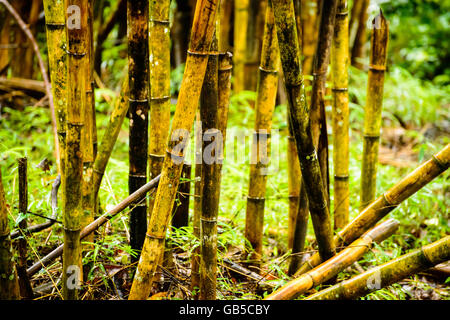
(266, 219), (399, 300)
(295, 143), (450, 276)
(129, 0), (219, 300)
(244, 3), (279, 270)
(360, 11), (389, 210)
(148, 0), (171, 216)
(272, 0), (336, 263)
(92, 77), (129, 202)
(331, 0), (350, 229)
(63, 0), (88, 300)
(128, 0), (149, 262)
(0, 169), (20, 299)
(307, 235), (450, 300)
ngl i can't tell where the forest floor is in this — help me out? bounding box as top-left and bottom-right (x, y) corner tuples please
(0, 65), (448, 300)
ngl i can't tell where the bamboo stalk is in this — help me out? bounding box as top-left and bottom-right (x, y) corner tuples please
(92, 77), (129, 202)
(331, 0), (350, 229)
(148, 0), (171, 217)
(360, 11), (389, 210)
(128, 0), (149, 263)
(17, 158), (33, 299)
(191, 114), (202, 298)
(266, 219), (399, 300)
(350, 0), (369, 70)
(0, 168), (20, 299)
(43, 0), (67, 179)
(244, 0), (266, 92)
(307, 235), (450, 300)
(272, 0), (336, 263)
(300, 0), (320, 76)
(27, 174), (161, 277)
(218, 0), (232, 52)
(309, 0), (339, 205)
(129, 0), (219, 300)
(348, 0), (363, 48)
(295, 143), (450, 276)
(288, 185), (309, 275)
(81, 0), (96, 245)
(244, 3), (279, 270)
(233, 0), (249, 93)
(63, 0), (88, 300)
(198, 31), (220, 300)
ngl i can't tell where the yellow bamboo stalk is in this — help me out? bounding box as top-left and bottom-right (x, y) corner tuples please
(233, 0), (248, 93)
(295, 143), (450, 276)
(62, 0), (88, 300)
(266, 219), (399, 300)
(148, 0), (171, 216)
(244, 2), (279, 269)
(308, 235), (450, 300)
(43, 0), (67, 201)
(129, 0), (219, 300)
(272, 0), (336, 263)
(0, 169), (20, 299)
(81, 0), (95, 244)
(360, 11), (389, 210)
(331, 0), (350, 229)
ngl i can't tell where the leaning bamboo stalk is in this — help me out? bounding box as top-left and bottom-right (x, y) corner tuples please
(92, 77), (129, 202)
(27, 174), (161, 277)
(129, 0), (219, 300)
(171, 163), (191, 229)
(360, 11), (389, 210)
(0, 169), (20, 299)
(128, 0), (150, 262)
(307, 235), (450, 300)
(233, 0), (249, 93)
(309, 0), (339, 204)
(244, 3), (279, 269)
(63, 0), (88, 300)
(17, 158), (33, 298)
(331, 0), (350, 229)
(295, 143), (450, 276)
(266, 219), (399, 300)
(43, 0), (67, 179)
(148, 0), (171, 216)
(198, 32), (220, 300)
(271, 0), (336, 263)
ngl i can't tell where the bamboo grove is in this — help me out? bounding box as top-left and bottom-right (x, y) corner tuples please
(0, 0), (448, 302)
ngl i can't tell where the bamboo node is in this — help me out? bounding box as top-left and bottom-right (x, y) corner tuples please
(382, 193), (396, 207)
(62, 226), (82, 232)
(368, 64), (386, 71)
(149, 95), (170, 102)
(431, 155), (447, 171)
(128, 98), (149, 103)
(334, 175), (349, 181)
(146, 232), (165, 240)
(247, 196), (266, 203)
(200, 217), (217, 224)
(259, 66), (278, 74)
(149, 19), (170, 25)
(65, 49), (87, 59)
(187, 49), (219, 56)
(45, 22), (65, 29)
(332, 87), (348, 92)
(336, 11), (349, 17)
(363, 134), (380, 141)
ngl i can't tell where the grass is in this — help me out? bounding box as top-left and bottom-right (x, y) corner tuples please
(0, 61), (448, 299)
